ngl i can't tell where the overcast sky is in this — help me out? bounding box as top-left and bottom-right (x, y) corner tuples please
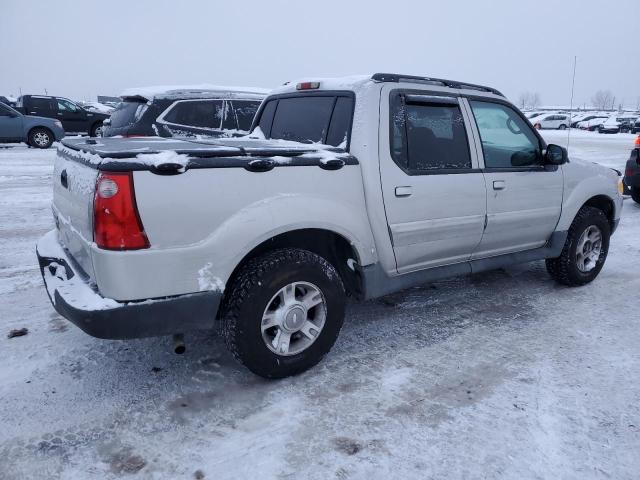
(2, 0), (638, 108)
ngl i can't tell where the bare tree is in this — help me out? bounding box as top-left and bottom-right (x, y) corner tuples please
(517, 92), (542, 110)
(591, 90), (615, 110)
(530, 92), (541, 109)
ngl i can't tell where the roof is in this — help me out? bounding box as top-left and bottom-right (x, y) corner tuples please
(119, 84), (271, 101)
(270, 73), (503, 97)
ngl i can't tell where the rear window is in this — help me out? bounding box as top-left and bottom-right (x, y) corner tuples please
(109, 100), (148, 128)
(256, 94), (354, 147)
(28, 97), (55, 111)
(162, 100), (223, 129)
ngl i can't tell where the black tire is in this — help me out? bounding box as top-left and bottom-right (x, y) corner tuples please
(28, 127), (54, 149)
(632, 190), (640, 204)
(90, 122), (103, 137)
(546, 206), (610, 286)
(221, 248), (346, 379)
(558, 124), (567, 130)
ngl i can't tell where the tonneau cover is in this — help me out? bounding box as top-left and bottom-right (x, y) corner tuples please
(58, 137), (357, 172)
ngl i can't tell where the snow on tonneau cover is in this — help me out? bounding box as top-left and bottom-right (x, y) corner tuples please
(52, 136), (354, 281)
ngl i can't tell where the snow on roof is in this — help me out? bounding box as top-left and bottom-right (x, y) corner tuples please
(270, 75), (373, 94)
(120, 84), (271, 101)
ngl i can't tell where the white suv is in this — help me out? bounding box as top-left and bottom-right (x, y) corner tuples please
(531, 113), (570, 130)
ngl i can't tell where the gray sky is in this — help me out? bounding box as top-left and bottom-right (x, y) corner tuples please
(2, 0), (639, 108)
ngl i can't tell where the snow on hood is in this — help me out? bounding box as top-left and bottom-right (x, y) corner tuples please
(120, 84), (271, 101)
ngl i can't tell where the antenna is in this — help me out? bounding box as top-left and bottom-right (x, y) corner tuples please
(567, 56), (577, 152)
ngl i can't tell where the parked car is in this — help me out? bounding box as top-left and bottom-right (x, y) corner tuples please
(578, 116), (608, 131)
(79, 101), (115, 114)
(0, 101), (64, 148)
(572, 114), (605, 128)
(37, 73), (622, 379)
(102, 85), (268, 138)
(525, 111), (545, 119)
(622, 135), (640, 203)
(14, 95), (109, 137)
(598, 116), (623, 134)
(616, 116), (638, 133)
(0, 95), (17, 107)
(530, 113), (570, 130)
(632, 119), (640, 134)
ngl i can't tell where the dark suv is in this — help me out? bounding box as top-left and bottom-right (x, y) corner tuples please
(102, 86), (267, 138)
(15, 95), (110, 136)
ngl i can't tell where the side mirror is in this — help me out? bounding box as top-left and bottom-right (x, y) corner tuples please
(103, 118), (111, 125)
(545, 144), (568, 165)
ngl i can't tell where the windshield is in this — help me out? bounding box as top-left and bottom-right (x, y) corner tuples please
(0, 102), (20, 116)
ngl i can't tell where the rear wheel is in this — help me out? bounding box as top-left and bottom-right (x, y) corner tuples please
(546, 206), (610, 286)
(28, 128), (54, 148)
(558, 124), (567, 130)
(221, 248), (346, 379)
(631, 190), (640, 204)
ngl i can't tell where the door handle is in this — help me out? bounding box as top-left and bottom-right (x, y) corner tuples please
(57, 113), (64, 116)
(493, 180), (506, 190)
(395, 186), (412, 197)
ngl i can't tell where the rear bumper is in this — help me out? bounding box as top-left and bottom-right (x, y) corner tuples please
(36, 230), (221, 339)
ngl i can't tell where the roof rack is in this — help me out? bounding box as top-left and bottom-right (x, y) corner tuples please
(371, 73), (504, 97)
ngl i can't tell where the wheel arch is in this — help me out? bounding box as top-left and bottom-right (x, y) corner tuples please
(27, 125), (53, 138)
(90, 120), (104, 136)
(582, 194), (615, 231)
(224, 228), (366, 307)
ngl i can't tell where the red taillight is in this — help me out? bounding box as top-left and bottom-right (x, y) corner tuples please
(635, 135), (640, 148)
(296, 81), (320, 90)
(94, 172), (149, 250)
(626, 168), (634, 177)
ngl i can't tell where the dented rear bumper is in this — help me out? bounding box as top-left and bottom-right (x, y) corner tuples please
(36, 230), (221, 339)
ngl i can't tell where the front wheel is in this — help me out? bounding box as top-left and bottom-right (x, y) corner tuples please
(631, 190), (640, 204)
(546, 206), (610, 286)
(221, 248), (346, 379)
(28, 128), (54, 148)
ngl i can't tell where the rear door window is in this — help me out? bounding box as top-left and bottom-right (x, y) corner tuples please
(28, 96), (55, 112)
(256, 94), (354, 147)
(162, 100), (223, 129)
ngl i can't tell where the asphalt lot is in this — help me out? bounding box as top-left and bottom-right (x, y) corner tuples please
(1, 131), (639, 480)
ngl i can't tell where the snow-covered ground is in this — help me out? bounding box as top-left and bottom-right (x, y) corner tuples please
(1, 132), (639, 479)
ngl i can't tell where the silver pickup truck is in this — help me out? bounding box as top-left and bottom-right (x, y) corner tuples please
(37, 73), (623, 378)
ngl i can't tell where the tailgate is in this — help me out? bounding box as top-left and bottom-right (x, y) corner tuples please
(52, 149), (99, 281)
